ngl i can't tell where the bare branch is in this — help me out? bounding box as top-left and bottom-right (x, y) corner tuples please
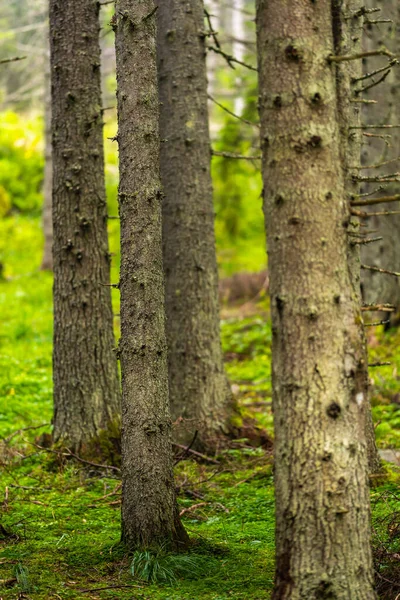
(328, 48), (395, 63)
(361, 264), (400, 278)
(207, 45), (258, 71)
(208, 94), (259, 127)
(351, 194), (400, 206)
(0, 56), (26, 65)
(211, 149), (261, 160)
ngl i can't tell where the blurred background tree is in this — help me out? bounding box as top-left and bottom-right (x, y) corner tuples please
(0, 0), (266, 279)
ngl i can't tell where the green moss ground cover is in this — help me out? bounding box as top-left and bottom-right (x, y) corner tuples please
(0, 216), (399, 599)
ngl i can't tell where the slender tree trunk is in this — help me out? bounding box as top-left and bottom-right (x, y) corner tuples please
(256, 1), (376, 598)
(49, 0), (120, 452)
(361, 0), (400, 320)
(41, 41), (53, 272)
(332, 0), (381, 473)
(157, 0), (231, 448)
(114, 0), (188, 550)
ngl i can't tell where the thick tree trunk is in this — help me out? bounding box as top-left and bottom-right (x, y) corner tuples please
(49, 0), (120, 451)
(256, 1), (376, 598)
(361, 0), (400, 319)
(333, 0), (381, 474)
(41, 45), (53, 272)
(114, 0), (188, 550)
(157, 0), (231, 448)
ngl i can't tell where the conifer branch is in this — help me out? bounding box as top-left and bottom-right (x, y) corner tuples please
(352, 59), (398, 84)
(351, 236), (383, 246)
(361, 303), (395, 312)
(364, 319), (390, 327)
(207, 45), (258, 71)
(346, 7), (381, 19)
(211, 149), (261, 160)
(328, 48), (395, 63)
(354, 68), (391, 95)
(351, 194), (400, 207)
(351, 99), (378, 104)
(208, 94), (259, 128)
(0, 56), (26, 65)
(351, 208), (400, 217)
(361, 264), (400, 278)
(368, 362), (391, 367)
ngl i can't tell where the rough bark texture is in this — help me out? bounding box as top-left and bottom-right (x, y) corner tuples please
(361, 0), (400, 318)
(332, 0), (381, 474)
(50, 0), (120, 451)
(157, 0), (230, 448)
(41, 46), (53, 272)
(114, 0), (188, 550)
(256, 1), (376, 598)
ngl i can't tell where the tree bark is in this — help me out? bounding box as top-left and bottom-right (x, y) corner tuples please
(361, 0), (400, 320)
(332, 0), (381, 474)
(114, 0), (189, 550)
(41, 41), (53, 272)
(256, 1), (376, 598)
(49, 0), (120, 451)
(157, 0), (231, 448)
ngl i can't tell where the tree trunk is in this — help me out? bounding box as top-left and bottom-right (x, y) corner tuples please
(256, 1), (376, 598)
(332, 0), (381, 474)
(114, 0), (189, 550)
(157, 0), (231, 448)
(41, 40), (53, 272)
(360, 0), (400, 320)
(49, 0), (120, 452)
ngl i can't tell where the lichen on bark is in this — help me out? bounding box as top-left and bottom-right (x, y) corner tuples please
(49, 0), (120, 452)
(256, 0), (376, 597)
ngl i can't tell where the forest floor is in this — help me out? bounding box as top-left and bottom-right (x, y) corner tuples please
(0, 216), (399, 600)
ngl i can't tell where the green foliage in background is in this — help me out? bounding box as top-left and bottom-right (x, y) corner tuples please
(0, 111), (44, 215)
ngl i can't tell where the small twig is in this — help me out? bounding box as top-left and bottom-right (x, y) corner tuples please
(65, 448), (121, 471)
(353, 172), (400, 183)
(25, 440), (121, 471)
(351, 98), (378, 104)
(351, 209), (400, 217)
(352, 124), (400, 130)
(142, 5), (158, 21)
(174, 430), (198, 465)
(361, 264), (400, 278)
(100, 282), (120, 288)
(364, 320), (390, 327)
(207, 45), (258, 71)
(0, 56), (26, 65)
(353, 185), (385, 198)
(357, 156), (400, 170)
(351, 236), (383, 245)
(354, 68), (391, 95)
(352, 59), (398, 84)
(79, 584), (141, 593)
(211, 149), (261, 160)
(361, 304), (395, 312)
(179, 502), (208, 517)
(328, 48), (395, 62)
(369, 362), (391, 367)
(172, 443), (219, 464)
(1, 423), (49, 444)
(347, 7), (381, 18)
(88, 483), (121, 507)
(208, 94), (259, 128)
(351, 194), (400, 207)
